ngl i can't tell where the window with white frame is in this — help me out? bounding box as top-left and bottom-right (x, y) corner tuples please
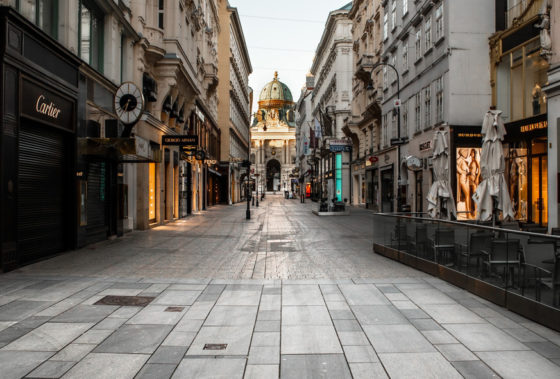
(415, 29), (421, 60)
(391, 0), (397, 31)
(383, 114), (388, 147)
(424, 16), (432, 52)
(402, 100), (408, 137)
(435, 76), (444, 123)
(390, 56), (396, 83)
(402, 43), (408, 72)
(383, 13), (388, 40)
(402, 0), (408, 17)
(415, 93), (421, 132)
(435, 4), (443, 41)
(391, 111), (397, 138)
(424, 85), (431, 128)
(383, 66), (388, 90)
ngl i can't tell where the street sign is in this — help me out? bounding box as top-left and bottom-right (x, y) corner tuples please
(390, 137), (408, 146)
(162, 135), (198, 146)
(394, 99), (401, 107)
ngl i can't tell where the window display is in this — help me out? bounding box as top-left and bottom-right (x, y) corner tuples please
(456, 148), (481, 220)
(505, 147), (528, 221)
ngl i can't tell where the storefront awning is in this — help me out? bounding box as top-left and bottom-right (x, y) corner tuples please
(78, 136), (161, 163)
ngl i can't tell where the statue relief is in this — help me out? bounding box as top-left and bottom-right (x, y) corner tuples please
(535, 6), (552, 58)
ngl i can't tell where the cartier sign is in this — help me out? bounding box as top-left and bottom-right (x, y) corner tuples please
(21, 79), (74, 131)
(35, 95), (61, 119)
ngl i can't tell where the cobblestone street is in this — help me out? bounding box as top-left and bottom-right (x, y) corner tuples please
(0, 196), (559, 378)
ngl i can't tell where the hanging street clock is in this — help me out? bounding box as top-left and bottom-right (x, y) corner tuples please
(114, 82), (144, 125)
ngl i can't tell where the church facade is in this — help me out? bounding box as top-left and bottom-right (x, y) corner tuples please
(251, 73), (297, 193)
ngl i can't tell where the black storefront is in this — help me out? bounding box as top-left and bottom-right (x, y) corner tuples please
(0, 8), (80, 271)
(452, 114), (548, 225)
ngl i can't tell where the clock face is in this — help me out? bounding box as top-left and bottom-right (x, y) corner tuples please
(114, 82), (144, 125)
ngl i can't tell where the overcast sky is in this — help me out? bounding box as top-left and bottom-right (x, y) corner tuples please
(230, 0), (352, 115)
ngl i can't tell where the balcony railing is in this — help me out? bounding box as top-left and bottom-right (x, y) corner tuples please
(373, 213), (560, 331)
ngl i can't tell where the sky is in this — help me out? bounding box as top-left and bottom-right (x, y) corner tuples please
(229, 0), (352, 115)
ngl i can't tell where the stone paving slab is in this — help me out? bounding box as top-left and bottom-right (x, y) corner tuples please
(0, 198), (558, 378)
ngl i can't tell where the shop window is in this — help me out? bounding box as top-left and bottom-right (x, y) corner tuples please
(496, 39), (549, 123)
(149, 163), (156, 222)
(79, 0), (104, 72)
(18, 0), (57, 38)
(505, 144), (528, 221)
(456, 148), (481, 220)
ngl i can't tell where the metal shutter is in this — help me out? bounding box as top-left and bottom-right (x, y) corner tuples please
(17, 122), (67, 263)
(86, 161), (107, 244)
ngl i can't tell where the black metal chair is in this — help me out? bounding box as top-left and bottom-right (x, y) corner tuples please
(391, 221), (408, 251)
(408, 223), (428, 258)
(460, 231), (493, 276)
(521, 239), (558, 306)
(481, 239), (521, 287)
(431, 229), (456, 265)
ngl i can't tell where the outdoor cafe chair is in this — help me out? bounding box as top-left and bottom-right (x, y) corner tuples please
(408, 223), (428, 258)
(431, 229), (456, 265)
(481, 239), (521, 288)
(521, 239), (559, 306)
(459, 230), (493, 276)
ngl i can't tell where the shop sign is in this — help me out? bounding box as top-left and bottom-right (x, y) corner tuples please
(21, 79), (74, 131)
(329, 139), (352, 152)
(521, 120), (547, 133)
(405, 156), (422, 170)
(419, 140), (431, 152)
(369, 156), (379, 163)
(162, 135), (198, 146)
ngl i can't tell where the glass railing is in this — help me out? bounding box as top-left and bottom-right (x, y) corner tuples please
(373, 214), (560, 310)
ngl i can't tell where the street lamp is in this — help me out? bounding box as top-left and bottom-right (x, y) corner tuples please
(367, 62), (407, 212)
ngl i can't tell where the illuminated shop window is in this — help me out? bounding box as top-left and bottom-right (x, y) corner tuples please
(149, 163), (156, 221)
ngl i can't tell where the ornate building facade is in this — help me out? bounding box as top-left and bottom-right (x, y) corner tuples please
(251, 73), (297, 193)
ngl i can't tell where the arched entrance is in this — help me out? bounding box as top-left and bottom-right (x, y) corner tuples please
(266, 159), (281, 191)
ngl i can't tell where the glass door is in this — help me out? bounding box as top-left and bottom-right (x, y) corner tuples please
(531, 155), (548, 225)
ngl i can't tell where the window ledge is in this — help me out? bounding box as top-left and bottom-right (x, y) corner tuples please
(424, 46), (433, 56)
(414, 130), (422, 136)
(402, 67), (409, 75)
(414, 56), (423, 65)
(423, 125), (433, 131)
(434, 35), (445, 47)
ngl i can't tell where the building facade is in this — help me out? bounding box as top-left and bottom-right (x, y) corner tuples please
(545, 0), (559, 230)
(309, 2), (353, 204)
(295, 75), (315, 199)
(0, 0), (250, 271)
(217, 1), (252, 205)
(377, 0), (494, 217)
(251, 72), (296, 194)
(348, 0), (385, 209)
(488, 0), (552, 226)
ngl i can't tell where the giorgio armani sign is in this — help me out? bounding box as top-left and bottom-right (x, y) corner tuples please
(21, 79), (74, 131)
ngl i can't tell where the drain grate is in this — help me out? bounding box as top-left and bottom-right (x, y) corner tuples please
(94, 295), (155, 307)
(164, 306), (185, 312)
(203, 343), (227, 350)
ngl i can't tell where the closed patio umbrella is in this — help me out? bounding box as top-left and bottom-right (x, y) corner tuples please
(472, 109), (514, 223)
(427, 129), (456, 219)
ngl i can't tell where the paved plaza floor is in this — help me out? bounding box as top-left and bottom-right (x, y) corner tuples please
(0, 195), (559, 378)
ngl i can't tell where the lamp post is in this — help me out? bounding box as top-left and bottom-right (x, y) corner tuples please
(367, 62), (406, 212)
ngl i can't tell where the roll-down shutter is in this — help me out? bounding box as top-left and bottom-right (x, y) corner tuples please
(17, 121), (67, 263)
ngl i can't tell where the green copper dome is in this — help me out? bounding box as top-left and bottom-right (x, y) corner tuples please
(258, 72), (293, 103)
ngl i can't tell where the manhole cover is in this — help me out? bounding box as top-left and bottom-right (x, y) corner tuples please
(203, 344), (227, 350)
(94, 295), (155, 307)
(165, 306), (185, 312)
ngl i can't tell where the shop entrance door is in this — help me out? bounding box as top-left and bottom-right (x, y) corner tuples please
(415, 170), (423, 213)
(381, 168), (394, 213)
(531, 155), (548, 225)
